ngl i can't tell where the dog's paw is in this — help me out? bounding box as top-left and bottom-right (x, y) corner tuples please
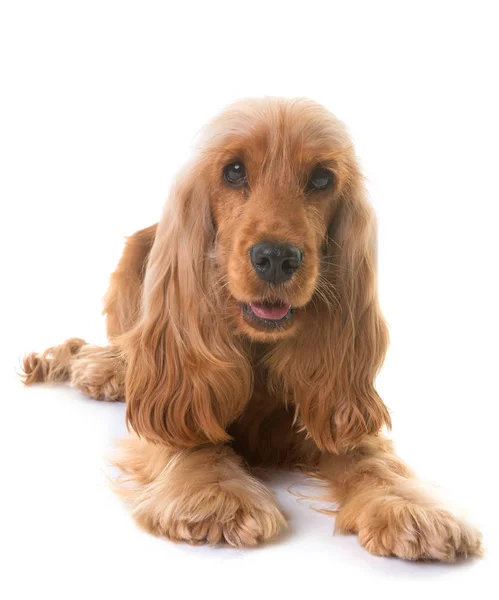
(162, 503), (285, 547)
(70, 346), (124, 401)
(354, 497), (482, 561)
(134, 482), (286, 548)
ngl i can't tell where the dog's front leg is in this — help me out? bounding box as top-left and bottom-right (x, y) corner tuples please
(112, 436), (286, 547)
(317, 435), (482, 561)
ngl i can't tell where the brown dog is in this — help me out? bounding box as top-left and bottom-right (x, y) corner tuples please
(22, 98), (482, 559)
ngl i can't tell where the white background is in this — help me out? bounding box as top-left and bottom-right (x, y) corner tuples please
(1, 1), (498, 599)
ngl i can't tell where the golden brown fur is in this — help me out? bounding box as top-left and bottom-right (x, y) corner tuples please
(22, 98), (482, 559)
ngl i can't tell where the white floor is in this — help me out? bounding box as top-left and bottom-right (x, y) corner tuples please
(2, 368), (496, 600)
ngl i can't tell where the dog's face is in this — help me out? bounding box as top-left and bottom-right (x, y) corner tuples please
(201, 99), (355, 341)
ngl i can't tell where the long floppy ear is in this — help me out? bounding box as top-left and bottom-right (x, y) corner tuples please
(122, 161), (252, 447)
(270, 171), (391, 454)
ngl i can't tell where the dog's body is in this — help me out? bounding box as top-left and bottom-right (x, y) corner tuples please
(23, 98), (482, 559)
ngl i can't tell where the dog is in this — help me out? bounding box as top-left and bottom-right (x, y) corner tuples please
(22, 97), (482, 559)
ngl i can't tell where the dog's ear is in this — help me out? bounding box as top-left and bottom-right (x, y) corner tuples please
(122, 160), (252, 447)
(271, 167), (391, 454)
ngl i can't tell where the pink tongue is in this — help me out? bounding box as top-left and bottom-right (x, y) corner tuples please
(250, 302), (291, 320)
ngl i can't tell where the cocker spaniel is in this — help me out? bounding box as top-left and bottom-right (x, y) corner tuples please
(22, 97), (482, 560)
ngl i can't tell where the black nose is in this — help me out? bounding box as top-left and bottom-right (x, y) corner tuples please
(249, 242), (303, 284)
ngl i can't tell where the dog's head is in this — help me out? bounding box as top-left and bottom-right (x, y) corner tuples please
(125, 98), (390, 451)
(187, 98), (365, 341)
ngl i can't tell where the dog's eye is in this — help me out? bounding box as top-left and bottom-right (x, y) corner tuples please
(307, 167), (333, 192)
(223, 162), (248, 187)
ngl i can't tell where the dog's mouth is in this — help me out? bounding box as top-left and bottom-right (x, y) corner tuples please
(242, 300), (294, 330)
